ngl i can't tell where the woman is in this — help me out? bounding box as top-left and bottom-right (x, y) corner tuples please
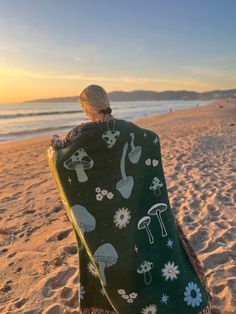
(47, 85), (212, 313)
(50, 85), (116, 149)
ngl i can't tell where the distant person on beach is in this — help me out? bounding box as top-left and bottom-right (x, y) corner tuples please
(47, 85), (212, 313)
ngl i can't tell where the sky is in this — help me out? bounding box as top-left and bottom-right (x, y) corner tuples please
(0, 0), (235, 103)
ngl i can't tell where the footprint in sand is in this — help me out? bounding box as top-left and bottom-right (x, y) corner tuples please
(46, 229), (72, 242)
(42, 267), (76, 298)
(43, 304), (63, 314)
(60, 286), (73, 299)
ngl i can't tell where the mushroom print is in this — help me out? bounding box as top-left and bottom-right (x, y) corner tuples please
(116, 142), (134, 199)
(93, 243), (118, 286)
(137, 261), (154, 285)
(71, 204), (96, 235)
(102, 120), (120, 148)
(128, 132), (142, 164)
(149, 176), (163, 196)
(63, 148), (94, 182)
(148, 203), (168, 237)
(137, 216), (154, 244)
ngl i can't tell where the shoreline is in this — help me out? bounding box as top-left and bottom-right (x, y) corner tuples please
(0, 99), (235, 313)
(0, 99), (213, 145)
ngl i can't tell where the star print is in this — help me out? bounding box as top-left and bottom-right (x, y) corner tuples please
(166, 238), (174, 248)
(160, 293), (169, 304)
(134, 245), (138, 253)
(67, 177), (72, 184)
(153, 137), (159, 145)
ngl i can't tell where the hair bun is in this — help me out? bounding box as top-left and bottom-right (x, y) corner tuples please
(100, 107), (112, 114)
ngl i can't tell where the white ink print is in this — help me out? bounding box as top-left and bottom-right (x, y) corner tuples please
(149, 176), (163, 196)
(184, 282), (203, 307)
(141, 304), (157, 314)
(137, 260), (154, 285)
(128, 132), (142, 164)
(114, 207), (131, 229)
(148, 203), (168, 237)
(116, 142), (134, 199)
(64, 148), (94, 182)
(71, 204), (96, 235)
(162, 261), (180, 281)
(137, 216), (154, 244)
(102, 120), (120, 148)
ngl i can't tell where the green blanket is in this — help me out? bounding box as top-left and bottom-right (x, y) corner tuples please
(44, 119), (211, 314)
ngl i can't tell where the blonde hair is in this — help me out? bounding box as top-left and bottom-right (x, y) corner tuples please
(79, 85), (112, 114)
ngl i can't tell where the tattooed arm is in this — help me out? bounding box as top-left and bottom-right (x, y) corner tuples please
(50, 124), (84, 149)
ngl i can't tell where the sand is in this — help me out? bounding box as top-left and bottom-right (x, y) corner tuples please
(0, 99), (235, 314)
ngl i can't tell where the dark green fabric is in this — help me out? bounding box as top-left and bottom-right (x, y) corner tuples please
(44, 119), (209, 314)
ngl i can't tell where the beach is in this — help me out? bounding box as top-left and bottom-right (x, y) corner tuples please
(0, 99), (235, 314)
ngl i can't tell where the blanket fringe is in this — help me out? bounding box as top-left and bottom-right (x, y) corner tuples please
(175, 217), (213, 314)
(80, 308), (116, 314)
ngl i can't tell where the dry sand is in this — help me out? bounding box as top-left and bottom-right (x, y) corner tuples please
(0, 100), (235, 314)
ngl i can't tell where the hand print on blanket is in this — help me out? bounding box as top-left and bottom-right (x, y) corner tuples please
(116, 142), (134, 199)
(64, 147), (94, 182)
(102, 120), (120, 148)
(137, 260), (154, 285)
(71, 204), (96, 235)
(93, 243), (118, 286)
(128, 132), (142, 164)
(149, 176), (163, 196)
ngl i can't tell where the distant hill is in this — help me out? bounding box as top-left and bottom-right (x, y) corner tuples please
(24, 88), (236, 103)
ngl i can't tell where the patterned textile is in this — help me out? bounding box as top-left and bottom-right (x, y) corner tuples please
(44, 118), (212, 314)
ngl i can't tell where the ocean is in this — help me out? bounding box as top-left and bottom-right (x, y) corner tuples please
(0, 100), (210, 143)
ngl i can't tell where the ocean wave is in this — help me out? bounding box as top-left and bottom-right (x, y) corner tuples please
(0, 110), (81, 119)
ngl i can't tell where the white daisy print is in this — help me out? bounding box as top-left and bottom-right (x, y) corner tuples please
(184, 282), (203, 307)
(117, 289), (126, 295)
(162, 261), (180, 281)
(101, 189), (108, 195)
(95, 187), (101, 193)
(114, 207), (131, 229)
(107, 192), (114, 199)
(141, 304), (157, 314)
(129, 292), (138, 299)
(87, 262), (99, 277)
(96, 193), (103, 201)
(160, 293), (169, 304)
(166, 238), (174, 248)
(127, 298), (134, 303)
(121, 294), (129, 300)
(79, 284), (85, 300)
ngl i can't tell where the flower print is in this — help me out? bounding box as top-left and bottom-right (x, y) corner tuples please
(101, 189), (108, 196)
(121, 294), (129, 300)
(95, 187), (101, 193)
(100, 288), (106, 296)
(141, 304), (157, 314)
(160, 293), (169, 304)
(166, 238), (174, 248)
(96, 193), (103, 201)
(184, 282), (203, 307)
(79, 284), (85, 300)
(127, 298), (134, 303)
(162, 261), (180, 281)
(87, 262), (99, 277)
(107, 192), (114, 199)
(117, 289), (126, 295)
(129, 292), (138, 299)
(114, 207), (131, 229)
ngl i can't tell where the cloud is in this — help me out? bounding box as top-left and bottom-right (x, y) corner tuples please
(0, 67), (210, 87)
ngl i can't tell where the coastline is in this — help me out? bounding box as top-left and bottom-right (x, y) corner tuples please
(0, 99), (235, 313)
